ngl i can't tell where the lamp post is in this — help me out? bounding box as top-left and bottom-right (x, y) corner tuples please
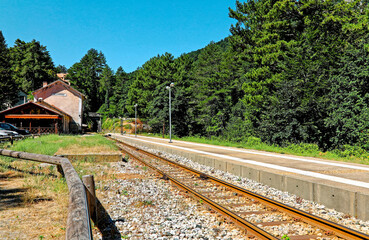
(134, 104), (138, 138)
(166, 82), (174, 143)
(120, 117), (123, 135)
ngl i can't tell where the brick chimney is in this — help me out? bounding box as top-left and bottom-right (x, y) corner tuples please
(43, 81), (48, 87)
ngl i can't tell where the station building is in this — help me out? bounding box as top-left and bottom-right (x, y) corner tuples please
(0, 77), (85, 134)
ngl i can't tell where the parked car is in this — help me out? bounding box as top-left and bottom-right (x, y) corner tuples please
(0, 131), (9, 137)
(0, 127), (20, 137)
(0, 123), (30, 135)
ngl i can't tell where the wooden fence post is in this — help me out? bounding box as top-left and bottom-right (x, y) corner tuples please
(82, 175), (97, 222)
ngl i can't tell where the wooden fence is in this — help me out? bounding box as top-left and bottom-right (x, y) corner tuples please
(0, 135), (24, 144)
(0, 149), (92, 240)
(0, 134), (42, 145)
(23, 127), (58, 134)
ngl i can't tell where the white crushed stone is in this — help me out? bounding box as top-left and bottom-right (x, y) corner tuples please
(93, 156), (250, 240)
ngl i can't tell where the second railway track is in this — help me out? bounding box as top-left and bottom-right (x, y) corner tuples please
(111, 137), (369, 240)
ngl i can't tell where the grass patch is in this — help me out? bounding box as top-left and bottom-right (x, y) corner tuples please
(0, 134), (120, 238)
(0, 157), (69, 238)
(7, 134), (118, 156)
(142, 133), (369, 165)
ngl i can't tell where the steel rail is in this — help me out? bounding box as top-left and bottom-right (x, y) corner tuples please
(114, 139), (369, 240)
(124, 147), (277, 239)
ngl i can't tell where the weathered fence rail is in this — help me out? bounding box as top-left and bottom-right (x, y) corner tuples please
(0, 149), (92, 240)
(0, 135), (24, 144)
(0, 134), (48, 145)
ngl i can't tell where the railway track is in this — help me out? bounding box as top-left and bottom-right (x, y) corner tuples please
(111, 137), (369, 240)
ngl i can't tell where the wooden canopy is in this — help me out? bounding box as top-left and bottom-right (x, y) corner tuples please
(0, 101), (68, 134)
(5, 114), (61, 119)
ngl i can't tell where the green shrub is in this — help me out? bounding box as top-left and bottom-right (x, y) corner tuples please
(286, 143), (320, 154)
(102, 118), (121, 131)
(245, 136), (262, 146)
(102, 118), (113, 129)
(332, 145), (369, 159)
(124, 124), (132, 129)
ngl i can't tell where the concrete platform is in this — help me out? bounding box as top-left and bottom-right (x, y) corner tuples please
(110, 134), (369, 221)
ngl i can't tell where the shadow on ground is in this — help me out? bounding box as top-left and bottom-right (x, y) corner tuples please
(0, 163), (58, 178)
(0, 173), (27, 211)
(92, 197), (122, 240)
(1, 171), (122, 239)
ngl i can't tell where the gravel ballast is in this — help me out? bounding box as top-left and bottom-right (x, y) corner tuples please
(95, 139), (369, 239)
(94, 153), (249, 239)
(127, 142), (369, 234)
(126, 142), (369, 235)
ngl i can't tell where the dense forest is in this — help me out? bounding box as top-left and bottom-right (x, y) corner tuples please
(1, 0), (369, 152)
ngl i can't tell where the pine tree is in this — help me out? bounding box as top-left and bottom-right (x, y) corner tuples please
(325, 38), (369, 149)
(68, 49), (106, 113)
(56, 64), (68, 73)
(191, 41), (233, 136)
(0, 31), (17, 110)
(229, 0), (369, 148)
(126, 53), (176, 117)
(9, 39), (55, 93)
(108, 66), (130, 117)
(99, 65), (114, 111)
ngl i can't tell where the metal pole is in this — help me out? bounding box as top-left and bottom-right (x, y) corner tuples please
(135, 104), (137, 138)
(120, 117), (123, 135)
(169, 87), (172, 143)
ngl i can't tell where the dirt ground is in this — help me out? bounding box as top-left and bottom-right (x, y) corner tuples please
(0, 160), (123, 240)
(0, 171), (68, 239)
(0, 134), (122, 239)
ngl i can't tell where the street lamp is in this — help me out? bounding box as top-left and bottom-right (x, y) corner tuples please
(134, 104), (138, 138)
(166, 82), (174, 143)
(120, 117), (123, 135)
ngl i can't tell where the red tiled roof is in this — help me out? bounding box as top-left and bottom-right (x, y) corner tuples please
(32, 80), (86, 99)
(0, 101), (67, 117)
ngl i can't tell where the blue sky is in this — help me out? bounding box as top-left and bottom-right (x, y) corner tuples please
(1, 0), (236, 73)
